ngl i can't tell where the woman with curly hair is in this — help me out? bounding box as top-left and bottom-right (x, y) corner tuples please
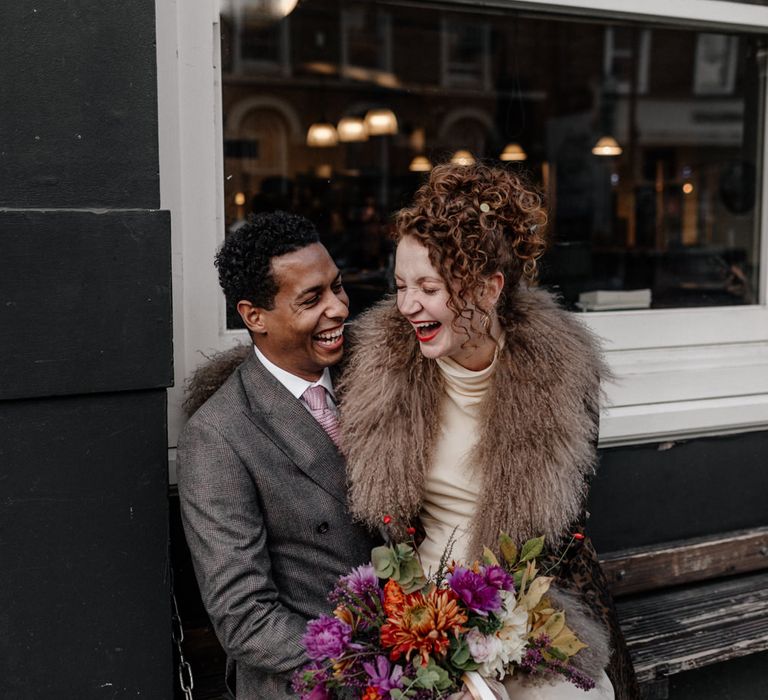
(339, 162), (637, 699)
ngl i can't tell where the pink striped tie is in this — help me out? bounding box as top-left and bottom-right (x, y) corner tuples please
(302, 385), (341, 448)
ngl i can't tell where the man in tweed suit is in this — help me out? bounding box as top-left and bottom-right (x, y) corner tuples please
(177, 212), (378, 699)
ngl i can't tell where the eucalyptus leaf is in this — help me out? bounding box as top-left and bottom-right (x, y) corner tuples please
(371, 544), (398, 579)
(415, 660), (452, 690)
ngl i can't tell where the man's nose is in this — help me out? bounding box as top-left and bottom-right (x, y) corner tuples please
(327, 291), (349, 320)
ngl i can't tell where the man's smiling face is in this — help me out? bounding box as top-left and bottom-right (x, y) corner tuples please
(253, 243), (349, 381)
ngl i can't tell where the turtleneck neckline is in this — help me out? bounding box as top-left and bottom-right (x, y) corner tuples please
(435, 336), (504, 404)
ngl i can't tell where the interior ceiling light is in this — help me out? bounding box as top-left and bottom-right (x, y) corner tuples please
(591, 136), (623, 157)
(306, 122), (338, 147)
(337, 117), (368, 143)
(364, 108), (398, 136)
(239, 0), (300, 21)
(450, 150), (476, 166)
(500, 143), (527, 161)
(409, 155), (432, 172)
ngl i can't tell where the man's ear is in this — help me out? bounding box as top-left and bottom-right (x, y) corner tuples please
(236, 300), (268, 335)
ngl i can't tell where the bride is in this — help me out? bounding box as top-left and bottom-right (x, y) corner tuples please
(339, 162), (636, 699)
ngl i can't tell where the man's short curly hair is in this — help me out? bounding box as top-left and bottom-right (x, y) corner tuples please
(395, 161), (548, 330)
(215, 211), (320, 311)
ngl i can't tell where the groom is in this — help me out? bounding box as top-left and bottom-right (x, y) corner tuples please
(177, 211), (378, 699)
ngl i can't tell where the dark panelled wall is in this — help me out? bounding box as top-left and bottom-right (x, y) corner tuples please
(0, 2), (173, 698)
(589, 431), (768, 552)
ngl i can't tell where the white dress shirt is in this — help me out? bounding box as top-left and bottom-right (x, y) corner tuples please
(253, 345), (337, 412)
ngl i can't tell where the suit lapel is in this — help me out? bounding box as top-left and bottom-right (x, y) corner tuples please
(239, 353), (347, 505)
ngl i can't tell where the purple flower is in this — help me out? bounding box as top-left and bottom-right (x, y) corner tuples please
(329, 564), (383, 618)
(302, 615), (352, 660)
(363, 655), (404, 696)
(302, 685), (332, 700)
(483, 565), (514, 592)
(447, 566), (502, 616)
(339, 564), (380, 596)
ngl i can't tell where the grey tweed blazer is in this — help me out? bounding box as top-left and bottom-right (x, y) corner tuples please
(177, 352), (378, 699)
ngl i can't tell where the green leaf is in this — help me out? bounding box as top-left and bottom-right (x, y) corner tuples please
(450, 639), (480, 671)
(371, 545), (398, 579)
(499, 532), (518, 566)
(520, 536), (545, 563)
(513, 570), (524, 591)
(415, 660), (452, 690)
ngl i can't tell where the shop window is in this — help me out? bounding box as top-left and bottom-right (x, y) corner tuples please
(218, 1), (762, 327)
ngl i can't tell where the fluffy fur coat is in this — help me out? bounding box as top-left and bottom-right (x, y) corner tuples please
(339, 287), (639, 697)
(339, 286), (605, 552)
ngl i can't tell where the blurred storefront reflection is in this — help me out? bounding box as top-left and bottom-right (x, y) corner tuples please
(219, 0), (763, 326)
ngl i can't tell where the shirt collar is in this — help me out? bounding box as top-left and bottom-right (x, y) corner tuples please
(253, 345), (336, 400)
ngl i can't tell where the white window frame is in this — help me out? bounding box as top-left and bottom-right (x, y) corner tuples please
(157, 0), (768, 472)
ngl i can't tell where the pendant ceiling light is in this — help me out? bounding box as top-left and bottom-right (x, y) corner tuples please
(500, 143), (527, 161)
(337, 117), (369, 142)
(591, 136), (623, 157)
(364, 108), (398, 136)
(408, 155), (432, 172)
(240, 0), (299, 20)
(306, 122), (338, 148)
(450, 150), (475, 166)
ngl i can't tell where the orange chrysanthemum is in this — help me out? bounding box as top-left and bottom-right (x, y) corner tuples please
(380, 584), (467, 665)
(362, 688), (382, 700)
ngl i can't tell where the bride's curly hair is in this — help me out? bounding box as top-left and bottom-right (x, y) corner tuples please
(395, 161), (548, 331)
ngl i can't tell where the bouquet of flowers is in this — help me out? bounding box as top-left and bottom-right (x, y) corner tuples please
(293, 525), (595, 699)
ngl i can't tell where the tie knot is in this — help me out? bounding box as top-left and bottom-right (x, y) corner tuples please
(302, 385), (328, 411)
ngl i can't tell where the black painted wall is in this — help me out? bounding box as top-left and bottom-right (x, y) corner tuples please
(0, 2), (173, 698)
(588, 431), (768, 553)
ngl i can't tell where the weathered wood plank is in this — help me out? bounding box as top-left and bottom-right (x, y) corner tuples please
(600, 527), (768, 596)
(616, 571), (768, 683)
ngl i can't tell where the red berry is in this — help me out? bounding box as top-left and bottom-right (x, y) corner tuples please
(406, 527), (416, 535)
(573, 533), (585, 541)
(383, 515), (392, 525)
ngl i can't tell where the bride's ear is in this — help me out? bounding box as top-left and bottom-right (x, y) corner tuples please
(479, 271), (504, 308)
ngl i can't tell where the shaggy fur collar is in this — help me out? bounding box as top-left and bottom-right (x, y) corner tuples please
(339, 287), (607, 555)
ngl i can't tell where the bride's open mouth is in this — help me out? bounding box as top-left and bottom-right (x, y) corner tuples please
(412, 320), (442, 342)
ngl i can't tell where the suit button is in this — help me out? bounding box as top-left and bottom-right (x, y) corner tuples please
(317, 522), (329, 534)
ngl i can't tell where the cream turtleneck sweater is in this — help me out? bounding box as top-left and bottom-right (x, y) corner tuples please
(417, 345), (500, 575)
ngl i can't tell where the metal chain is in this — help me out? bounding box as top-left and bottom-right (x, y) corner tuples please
(172, 586), (194, 700)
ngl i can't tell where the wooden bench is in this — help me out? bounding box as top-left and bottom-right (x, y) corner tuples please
(600, 526), (768, 698)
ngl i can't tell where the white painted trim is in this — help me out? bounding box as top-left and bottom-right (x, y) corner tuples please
(582, 306), (768, 352)
(600, 394), (768, 447)
(439, 0), (768, 32)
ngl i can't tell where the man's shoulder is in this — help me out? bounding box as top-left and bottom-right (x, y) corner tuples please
(181, 362), (250, 440)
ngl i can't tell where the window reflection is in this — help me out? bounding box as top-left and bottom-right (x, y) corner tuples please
(221, 1), (763, 326)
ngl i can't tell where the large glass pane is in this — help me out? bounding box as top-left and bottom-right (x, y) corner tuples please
(220, 1), (764, 326)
